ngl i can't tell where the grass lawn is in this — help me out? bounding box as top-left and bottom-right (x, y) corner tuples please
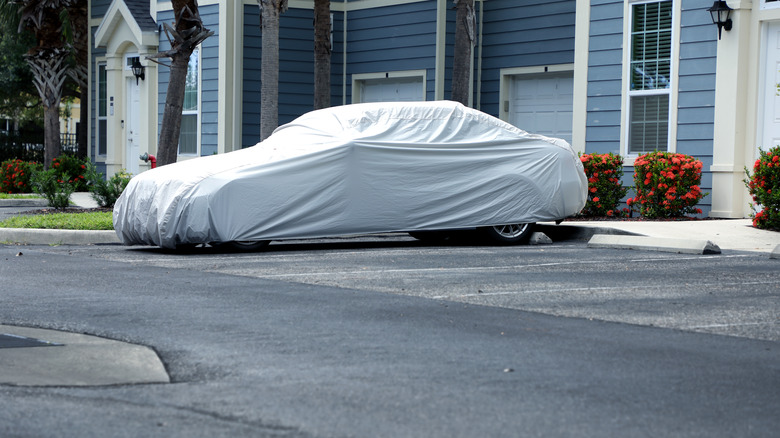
(0, 194), (42, 199)
(0, 211), (113, 230)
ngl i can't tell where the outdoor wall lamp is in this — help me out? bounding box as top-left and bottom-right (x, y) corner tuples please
(131, 58), (145, 85)
(708, 1), (733, 40)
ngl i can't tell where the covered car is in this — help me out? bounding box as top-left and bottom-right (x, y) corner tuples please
(113, 101), (587, 249)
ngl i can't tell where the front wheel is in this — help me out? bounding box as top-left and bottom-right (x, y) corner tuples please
(479, 223), (534, 245)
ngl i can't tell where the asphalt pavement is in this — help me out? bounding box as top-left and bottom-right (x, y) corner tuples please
(1, 193), (779, 437)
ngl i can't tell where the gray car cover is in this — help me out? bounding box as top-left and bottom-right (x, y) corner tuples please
(113, 101), (587, 248)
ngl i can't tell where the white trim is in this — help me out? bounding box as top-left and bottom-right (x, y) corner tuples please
(352, 70), (427, 103)
(435, 0), (447, 101)
(218, 1), (243, 154)
(761, 0), (779, 10)
(621, 0), (680, 162)
(572, 0), (590, 154)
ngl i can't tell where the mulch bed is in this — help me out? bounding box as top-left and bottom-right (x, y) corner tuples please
(19, 207), (113, 215)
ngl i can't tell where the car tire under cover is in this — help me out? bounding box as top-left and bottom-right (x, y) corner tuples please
(479, 223), (534, 245)
(212, 240), (271, 252)
(408, 230), (453, 242)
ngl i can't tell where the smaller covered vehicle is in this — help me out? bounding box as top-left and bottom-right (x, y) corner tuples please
(113, 101), (587, 249)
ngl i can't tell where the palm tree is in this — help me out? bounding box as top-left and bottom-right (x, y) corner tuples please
(259, 0), (288, 140)
(313, 0), (330, 110)
(3, 0), (74, 169)
(451, 0), (476, 106)
(64, 0), (88, 159)
(151, 0), (213, 166)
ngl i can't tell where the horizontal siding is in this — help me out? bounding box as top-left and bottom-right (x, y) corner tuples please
(156, 5), (220, 157)
(585, 0), (622, 155)
(676, 0), (718, 213)
(479, 0), (576, 117)
(200, 5), (220, 157)
(584, 0), (717, 214)
(243, 5), (322, 145)
(243, 4), (261, 147)
(345, 1), (438, 103)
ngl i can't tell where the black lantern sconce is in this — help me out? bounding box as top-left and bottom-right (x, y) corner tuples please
(131, 58), (145, 85)
(708, 1), (733, 40)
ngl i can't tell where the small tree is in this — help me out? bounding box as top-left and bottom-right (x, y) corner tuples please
(151, 0), (213, 167)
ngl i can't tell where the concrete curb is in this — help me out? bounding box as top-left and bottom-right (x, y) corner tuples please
(0, 324), (169, 386)
(587, 234), (722, 255)
(535, 224), (641, 242)
(0, 228), (120, 245)
(0, 198), (47, 207)
(771, 245), (780, 259)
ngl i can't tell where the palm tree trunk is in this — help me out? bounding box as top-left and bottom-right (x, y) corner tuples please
(313, 0), (331, 110)
(157, 57), (190, 166)
(260, 0), (287, 140)
(452, 0), (475, 106)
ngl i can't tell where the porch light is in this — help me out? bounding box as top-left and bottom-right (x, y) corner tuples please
(131, 58), (145, 84)
(708, 1), (733, 40)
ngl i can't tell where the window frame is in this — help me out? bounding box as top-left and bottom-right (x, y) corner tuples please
(178, 48), (201, 157)
(622, 0), (679, 159)
(97, 62), (108, 157)
(763, 0), (780, 10)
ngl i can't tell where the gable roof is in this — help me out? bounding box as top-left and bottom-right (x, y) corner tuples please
(94, 0), (158, 50)
(124, 0), (157, 32)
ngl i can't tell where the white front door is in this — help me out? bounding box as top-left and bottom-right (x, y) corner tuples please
(508, 73), (574, 144)
(126, 78), (140, 175)
(761, 21), (780, 156)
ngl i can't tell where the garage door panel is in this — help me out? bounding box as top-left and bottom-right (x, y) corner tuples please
(509, 73), (574, 144)
(361, 78), (424, 103)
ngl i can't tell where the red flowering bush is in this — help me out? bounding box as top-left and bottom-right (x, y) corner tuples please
(578, 152), (629, 217)
(51, 155), (89, 192)
(627, 152), (706, 218)
(744, 146), (780, 231)
(0, 159), (42, 194)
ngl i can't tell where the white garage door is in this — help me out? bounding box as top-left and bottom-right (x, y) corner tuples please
(359, 77), (424, 103)
(509, 73), (574, 144)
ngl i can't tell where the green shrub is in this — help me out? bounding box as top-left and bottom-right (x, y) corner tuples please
(627, 152), (706, 218)
(85, 162), (132, 208)
(1, 159), (42, 194)
(744, 146), (780, 231)
(578, 152), (629, 217)
(51, 155), (88, 191)
(30, 168), (75, 210)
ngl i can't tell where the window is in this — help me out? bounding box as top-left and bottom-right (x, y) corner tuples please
(179, 49), (199, 155)
(627, 0), (672, 154)
(97, 63), (107, 156)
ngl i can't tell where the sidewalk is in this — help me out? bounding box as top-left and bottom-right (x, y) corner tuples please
(541, 218), (780, 254)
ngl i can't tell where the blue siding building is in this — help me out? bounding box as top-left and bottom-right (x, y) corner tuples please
(89, 0), (773, 218)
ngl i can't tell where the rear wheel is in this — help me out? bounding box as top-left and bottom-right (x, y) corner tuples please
(480, 223), (534, 245)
